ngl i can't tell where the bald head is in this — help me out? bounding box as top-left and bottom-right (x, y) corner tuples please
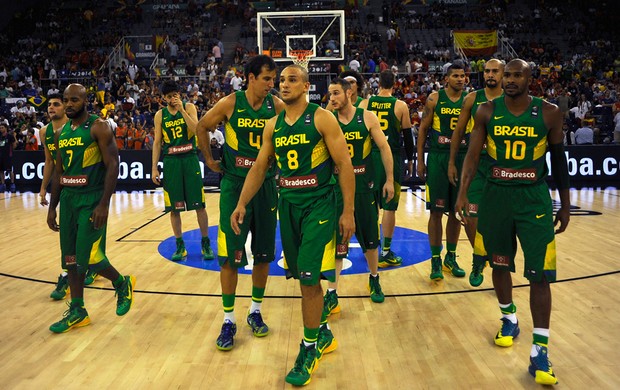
(64, 83), (87, 99)
(284, 65), (309, 83)
(505, 59), (531, 77)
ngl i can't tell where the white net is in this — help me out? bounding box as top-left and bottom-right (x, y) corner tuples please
(290, 50), (313, 70)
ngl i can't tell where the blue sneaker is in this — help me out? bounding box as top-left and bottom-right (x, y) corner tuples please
(216, 320), (237, 351)
(9, 183), (16, 192)
(0, 183), (5, 192)
(247, 311), (269, 337)
(494, 318), (520, 347)
(528, 345), (558, 385)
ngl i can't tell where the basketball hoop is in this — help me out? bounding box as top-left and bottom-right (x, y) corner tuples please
(289, 50), (314, 70)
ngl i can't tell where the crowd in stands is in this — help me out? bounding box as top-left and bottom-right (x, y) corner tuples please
(0, 0), (619, 155)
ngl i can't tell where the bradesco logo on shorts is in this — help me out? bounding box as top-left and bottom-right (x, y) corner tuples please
(235, 156), (256, 168)
(60, 175), (88, 186)
(168, 144), (193, 155)
(491, 167), (537, 181)
(279, 174), (318, 188)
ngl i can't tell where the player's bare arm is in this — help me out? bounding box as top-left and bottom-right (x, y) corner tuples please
(396, 99), (414, 179)
(39, 126), (53, 206)
(316, 108), (356, 244)
(151, 110), (163, 185)
(47, 131), (64, 232)
(544, 100), (571, 234)
(230, 117), (276, 235)
(196, 93), (236, 172)
(416, 91), (438, 181)
(448, 91), (476, 185)
(91, 119), (119, 230)
(455, 101), (492, 222)
(365, 110), (394, 203)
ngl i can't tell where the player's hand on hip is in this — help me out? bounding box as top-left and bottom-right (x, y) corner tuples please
(554, 206), (570, 234)
(339, 211), (355, 244)
(447, 162), (458, 186)
(231, 206), (246, 235)
(206, 159), (223, 173)
(47, 208), (59, 232)
(151, 167), (161, 185)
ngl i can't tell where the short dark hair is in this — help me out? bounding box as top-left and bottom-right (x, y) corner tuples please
(446, 63), (465, 76)
(379, 70), (394, 89)
(161, 80), (180, 95)
(48, 93), (63, 101)
(330, 77), (352, 92)
(245, 55), (277, 79)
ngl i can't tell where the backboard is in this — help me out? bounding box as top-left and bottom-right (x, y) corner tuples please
(257, 10), (345, 63)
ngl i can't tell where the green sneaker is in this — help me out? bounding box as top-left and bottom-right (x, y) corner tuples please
(84, 269), (99, 285)
(378, 250), (403, 268)
(50, 274), (70, 300)
(202, 238), (214, 260)
(115, 275), (136, 316)
(316, 324), (337, 360)
(171, 240), (187, 261)
(369, 274), (385, 303)
(443, 252), (466, 277)
(469, 261), (485, 287)
(49, 302), (90, 333)
(247, 311), (269, 337)
(323, 289), (340, 316)
(430, 257), (444, 281)
(285, 342), (319, 386)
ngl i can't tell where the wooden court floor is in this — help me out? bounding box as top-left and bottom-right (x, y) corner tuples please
(1, 185), (619, 389)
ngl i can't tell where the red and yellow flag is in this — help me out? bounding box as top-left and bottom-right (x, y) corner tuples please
(453, 30), (497, 56)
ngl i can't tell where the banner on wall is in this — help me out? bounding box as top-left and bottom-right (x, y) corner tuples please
(453, 30), (498, 56)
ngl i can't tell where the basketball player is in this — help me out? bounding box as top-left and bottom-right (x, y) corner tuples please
(195, 55), (285, 351)
(325, 69), (366, 110)
(447, 59), (505, 286)
(231, 65), (355, 386)
(46, 84), (135, 333)
(40, 94), (71, 300)
(455, 59), (570, 385)
(324, 77), (394, 313)
(41, 95), (104, 288)
(151, 80), (214, 262)
(359, 70), (414, 269)
(417, 63), (467, 281)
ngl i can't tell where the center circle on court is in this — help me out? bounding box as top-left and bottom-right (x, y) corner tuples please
(158, 224), (431, 275)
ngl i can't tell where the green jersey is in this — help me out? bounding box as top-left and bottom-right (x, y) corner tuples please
(367, 95), (401, 151)
(430, 89), (470, 152)
(274, 103), (335, 208)
(334, 107), (374, 194)
(161, 105), (196, 156)
(44, 122), (58, 162)
(353, 96), (363, 108)
(486, 96), (549, 186)
(222, 91), (277, 179)
(57, 115), (105, 192)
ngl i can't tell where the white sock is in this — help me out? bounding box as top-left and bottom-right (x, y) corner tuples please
(382, 249), (389, 256)
(370, 273), (378, 278)
(303, 340), (316, 347)
(224, 311), (235, 323)
(61, 271), (68, 277)
(249, 301), (262, 314)
(499, 302), (518, 324)
(327, 288), (336, 293)
(531, 328), (550, 357)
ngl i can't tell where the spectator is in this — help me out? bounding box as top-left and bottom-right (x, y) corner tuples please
(614, 109), (620, 144)
(209, 126), (225, 147)
(349, 54), (361, 72)
(121, 91), (135, 112)
(25, 128), (38, 150)
(574, 121), (594, 145)
(230, 73), (243, 91)
(0, 123), (16, 192)
(115, 119), (128, 149)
